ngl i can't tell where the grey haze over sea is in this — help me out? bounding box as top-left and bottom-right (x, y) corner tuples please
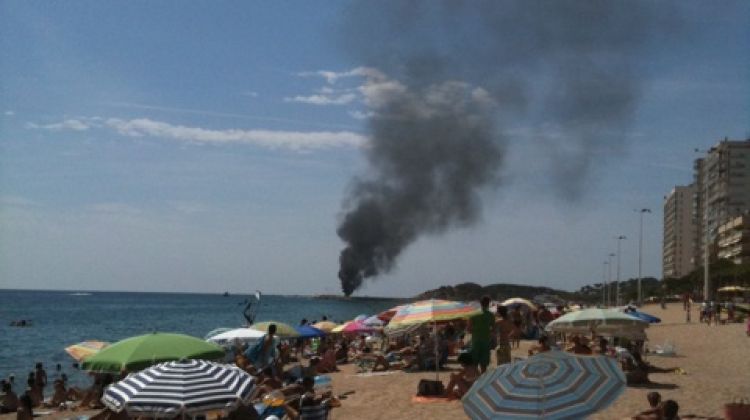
(0, 290), (402, 390)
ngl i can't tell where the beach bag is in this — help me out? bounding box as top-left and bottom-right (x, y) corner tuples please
(724, 398), (750, 420)
(417, 379), (444, 396)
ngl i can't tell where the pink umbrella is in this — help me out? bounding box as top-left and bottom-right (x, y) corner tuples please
(342, 320), (378, 334)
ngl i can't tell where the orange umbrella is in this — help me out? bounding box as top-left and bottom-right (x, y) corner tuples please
(65, 340), (109, 361)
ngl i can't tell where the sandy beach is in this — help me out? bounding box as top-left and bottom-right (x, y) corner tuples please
(3, 303), (747, 420)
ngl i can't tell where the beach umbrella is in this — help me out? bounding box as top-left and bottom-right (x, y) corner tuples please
(65, 340), (110, 362)
(204, 327), (234, 340)
(377, 304), (407, 321)
(206, 328), (265, 345)
(330, 321), (352, 334)
(250, 321), (300, 338)
(501, 298), (538, 310)
(717, 285), (750, 293)
(295, 325), (326, 338)
(82, 333), (225, 373)
(354, 314), (368, 322)
(389, 299), (481, 381)
(462, 351), (626, 419)
(621, 308), (661, 324)
(312, 321), (339, 333)
(546, 308), (648, 335)
(363, 315), (384, 328)
(102, 359), (255, 418)
(388, 299), (481, 327)
(341, 320), (378, 334)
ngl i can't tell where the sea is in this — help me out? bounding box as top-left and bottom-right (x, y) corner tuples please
(0, 289), (403, 392)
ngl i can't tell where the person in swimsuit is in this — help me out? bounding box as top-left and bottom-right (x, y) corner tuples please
(495, 306), (514, 366)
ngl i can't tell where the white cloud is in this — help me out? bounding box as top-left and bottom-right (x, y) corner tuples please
(298, 66), (385, 84)
(104, 118), (366, 151)
(4, 110), (15, 116)
(27, 119), (90, 131)
(284, 92), (357, 106)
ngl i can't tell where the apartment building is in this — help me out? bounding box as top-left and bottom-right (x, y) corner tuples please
(717, 214), (750, 265)
(692, 138), (750, 265)
(663, 184), (697, 278)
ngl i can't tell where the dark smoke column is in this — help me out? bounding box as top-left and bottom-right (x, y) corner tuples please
(337, 78), (504, 295)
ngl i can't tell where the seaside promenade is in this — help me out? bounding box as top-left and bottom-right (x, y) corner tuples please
(2, 303), (746, 420)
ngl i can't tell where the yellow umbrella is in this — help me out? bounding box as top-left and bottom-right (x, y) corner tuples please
(331, 321), (353, 333)
(312, 321), (339, 332)
(250, 321), (300, 337)
(65, 340), (110, 362)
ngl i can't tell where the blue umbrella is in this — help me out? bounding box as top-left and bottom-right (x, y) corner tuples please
(295, 325), (326, 338)
(462, 351), (625, 419)
(623, 309), (661, 324)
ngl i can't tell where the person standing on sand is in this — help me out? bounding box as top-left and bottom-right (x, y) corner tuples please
(495, 306), (514, 366)
(468, 296), (495, 374)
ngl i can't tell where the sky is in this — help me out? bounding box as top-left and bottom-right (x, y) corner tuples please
(1, 1), (748, 297)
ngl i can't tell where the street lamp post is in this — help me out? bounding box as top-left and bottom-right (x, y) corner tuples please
(636, 209), (652, 306)
(607, 253), (615, 307)
(602, 261), (609, 307)
(616, 235), (627, 307)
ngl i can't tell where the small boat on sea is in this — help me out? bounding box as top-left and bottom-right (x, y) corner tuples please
(223, 291), (230, 297)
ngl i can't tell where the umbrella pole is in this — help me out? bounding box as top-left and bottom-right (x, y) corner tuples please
(434, 321), (439, 381)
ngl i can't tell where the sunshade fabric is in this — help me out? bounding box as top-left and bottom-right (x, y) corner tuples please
(102, 359), (255, 418)
(206, 328), (265, 345)
(250, 321), (300, 338)
(462, 351), (625, 419)
(65, 341), (109, 362)
(545, 308), (648, 335)
(82, 333), (225, 373)
(295, 325), (326, 338)
(312, 321), (339, 332)
(388, 299), (481, 327)
(501, 298), (538, 310)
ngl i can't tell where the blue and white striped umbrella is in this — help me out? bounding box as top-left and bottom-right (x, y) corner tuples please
(102, 359), (256, 418)
(462, 351), (625, 419)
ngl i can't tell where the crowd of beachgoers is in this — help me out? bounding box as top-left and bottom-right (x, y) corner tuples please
(1, 294), (748, 420)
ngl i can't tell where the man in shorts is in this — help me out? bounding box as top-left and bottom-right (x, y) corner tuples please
(468, 296), (495, 373)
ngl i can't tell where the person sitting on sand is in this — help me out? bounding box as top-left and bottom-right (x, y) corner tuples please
(567, 336), (592, 355)
(632, 392), (661, 419)
(0, 382), (19, 413)
(528, 335), (551, 356)
(443, 353), (479, 400)
(354, 347), (390, 372)
(316, 344), (338, 373)
(16, 393), (33, 420)
(596, 337), (610, 355)
(43, 379), (70, 409)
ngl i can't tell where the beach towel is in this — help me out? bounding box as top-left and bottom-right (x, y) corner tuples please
(411, 395), (454, 404)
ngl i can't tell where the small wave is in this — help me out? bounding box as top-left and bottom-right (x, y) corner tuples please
(69, 292), (93, 296)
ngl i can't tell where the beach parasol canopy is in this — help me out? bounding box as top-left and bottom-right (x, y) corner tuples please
(341, 320), (378, 334)
(295, 325), (326, 338)
(622, 308), (661, 324)
(717, 285), (750, 293)
(377, 304), (406, 321)
(388, 299), (481, 327)
(206, 328), (265, 345)
(250, 321), (300, 338)
(545, 308), (648, 335)
(501, 298), (538, 310)
(330, 321), (352, 334)
(102, 359), (255, 418)
(312, 321), (339, 333)
(82, 333), (225, 373)
(462, 351), (626, 419)
(363, 315), (385, 328)
(65, 340), (110, 362)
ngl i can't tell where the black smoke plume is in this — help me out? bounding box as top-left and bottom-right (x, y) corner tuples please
(337, 1), (681, 295)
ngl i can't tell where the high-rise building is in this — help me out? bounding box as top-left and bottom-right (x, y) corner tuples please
(663, 184), (697, 278)
(717, 214), (750, 265)
(693, 138), (750, 266)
